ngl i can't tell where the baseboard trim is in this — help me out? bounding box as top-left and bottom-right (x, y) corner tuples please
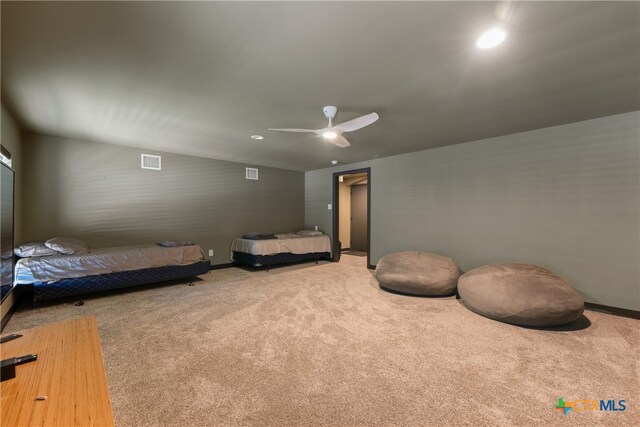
(584, 302), (640, 320)
(341, 247), (351, 252)
(208, 265), (638, 320)
(1, 303), (16, 331)
(210, 263), (234, 270)
(1, 286), (27, 332)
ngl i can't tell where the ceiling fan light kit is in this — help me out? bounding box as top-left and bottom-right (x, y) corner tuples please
(476, 27), (507, 49)
(268, 106), (379, 148)
(323, 106), (338, 124)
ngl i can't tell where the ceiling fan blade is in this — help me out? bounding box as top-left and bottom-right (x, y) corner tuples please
(335, 112), (379, 132)
(268, 128), (318, 133)
(330, 135), (351, 148)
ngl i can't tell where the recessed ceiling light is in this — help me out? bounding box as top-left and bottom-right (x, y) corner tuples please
(323, 131), (337, 140)
(476, 28), (507, 49)
(250, 135), (264, 140)
(331, 160), (339, 165)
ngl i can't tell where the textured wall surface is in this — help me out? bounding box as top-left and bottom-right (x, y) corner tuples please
(23, 134), (304, 265)
(306, 112), (640, 310)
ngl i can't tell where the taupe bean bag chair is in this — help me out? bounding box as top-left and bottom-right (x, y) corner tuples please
(458, 263), (584, 327)
(375, 251), (461, 296)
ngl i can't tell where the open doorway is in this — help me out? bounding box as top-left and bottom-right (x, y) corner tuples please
(332, 168), (371, 268)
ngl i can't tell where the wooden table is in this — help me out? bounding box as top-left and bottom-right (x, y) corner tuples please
(1, 317), (115, 426)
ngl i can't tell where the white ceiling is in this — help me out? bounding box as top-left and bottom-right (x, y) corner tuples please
(2, 1), (638, 171)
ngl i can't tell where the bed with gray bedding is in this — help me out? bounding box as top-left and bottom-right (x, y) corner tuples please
(230, 231), (331, 268)
(15, 243), (211, 301)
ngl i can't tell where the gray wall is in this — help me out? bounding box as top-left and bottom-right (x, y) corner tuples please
(1, 103), (23, 243)
(22, 133), (304, 265)
(305, 112), (640, 311)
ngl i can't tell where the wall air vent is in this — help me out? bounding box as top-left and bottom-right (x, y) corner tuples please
(141, 154), (161, 170)
(246, 167), (259, 180)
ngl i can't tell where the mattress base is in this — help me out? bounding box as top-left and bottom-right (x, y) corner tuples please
(32, 261), (211, 302)
(232, 251), (330, 268)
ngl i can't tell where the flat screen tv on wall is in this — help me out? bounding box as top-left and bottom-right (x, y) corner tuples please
(0, 161), (15, 301)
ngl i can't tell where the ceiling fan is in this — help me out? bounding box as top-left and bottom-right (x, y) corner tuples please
(268, 106), (379, 148)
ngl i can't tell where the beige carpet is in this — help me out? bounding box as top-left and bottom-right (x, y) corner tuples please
(6, 255), (639, 426)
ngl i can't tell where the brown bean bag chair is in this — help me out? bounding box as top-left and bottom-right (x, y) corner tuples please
(458, 263), (584, 327)
(375, 251), (461, 296)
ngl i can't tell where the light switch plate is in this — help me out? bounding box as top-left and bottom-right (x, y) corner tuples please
(328, 204), (332, 210)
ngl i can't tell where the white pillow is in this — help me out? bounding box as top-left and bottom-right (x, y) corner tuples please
(45, 237), (89, 255)
(14, 242), (60, 258)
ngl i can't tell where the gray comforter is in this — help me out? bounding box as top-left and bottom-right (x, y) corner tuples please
(15, 244), (205, 284)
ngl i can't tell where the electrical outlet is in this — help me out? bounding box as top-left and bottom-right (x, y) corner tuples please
(314, 225), (318, 231)
(327, 204), (332, 210)
(208, 249), (214, 257)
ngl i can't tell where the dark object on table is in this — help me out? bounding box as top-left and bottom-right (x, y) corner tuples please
(0, 333), (22, 344)
(1, 358), (15, 381)
(1, 354), (38, 382)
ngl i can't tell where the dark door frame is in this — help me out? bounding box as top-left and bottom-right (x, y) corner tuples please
(332, 167), (373, 269)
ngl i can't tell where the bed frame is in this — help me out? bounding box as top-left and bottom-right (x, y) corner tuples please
(31, 261), (211, 302)
(232, 251), (330, 269)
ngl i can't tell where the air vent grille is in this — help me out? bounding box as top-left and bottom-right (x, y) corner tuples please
(141, 154), (161, 170)
(246, 167), (259, 180)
